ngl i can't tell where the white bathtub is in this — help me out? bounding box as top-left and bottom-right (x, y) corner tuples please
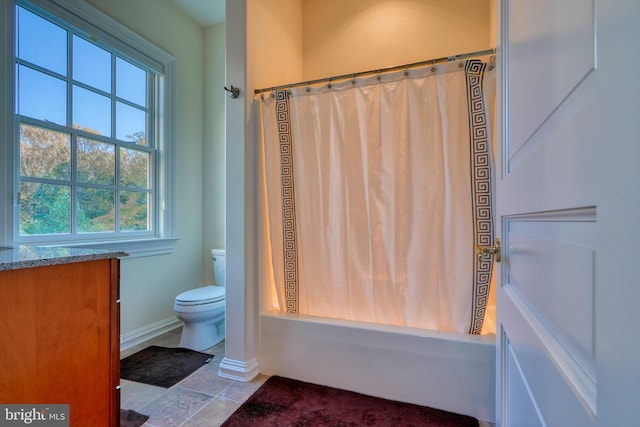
(259, 311), (496, 424)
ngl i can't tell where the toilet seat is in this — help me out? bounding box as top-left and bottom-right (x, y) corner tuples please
(175, 285), (225, 306)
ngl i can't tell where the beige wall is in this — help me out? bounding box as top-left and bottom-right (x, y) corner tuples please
(248, 0), (304, 91)
(302, 0), (492, 81)
(85, 0), (205, 335)
(247, 0), (493, 92)
(489, 0), (497, 48)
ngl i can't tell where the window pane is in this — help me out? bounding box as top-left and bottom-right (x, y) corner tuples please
(73, 85), (111, 136)
(116, 57), (146, 106)
(17, 65), (66, 125)
(120, 190), (149, 231)
(77, 187), (115, 233)
(73, 35), (111, 92)
(20, 123), (71, 180)
(116, 102), (146, 144)
(14, 3), (163, 242)
(120, 147), (149, 188)
(16, 6), (67, 75)
(19, 181), (71, 235)
(77, 137), (115, 185)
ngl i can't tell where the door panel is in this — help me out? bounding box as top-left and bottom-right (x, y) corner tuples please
(503, 338), (545, 427)
(498, 0), (640, 425)
(506, 213), (596, 382)
(500, 0), (599, 417)
(501, 297), (595, 427)
(507, 0), (596, 166)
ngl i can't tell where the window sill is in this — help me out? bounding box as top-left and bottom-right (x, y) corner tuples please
(36, 237), (180, 259)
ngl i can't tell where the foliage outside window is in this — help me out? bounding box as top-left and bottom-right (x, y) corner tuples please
(15, 1), (164, 243)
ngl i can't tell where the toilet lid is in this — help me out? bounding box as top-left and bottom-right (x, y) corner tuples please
(176, 285), (225, 305)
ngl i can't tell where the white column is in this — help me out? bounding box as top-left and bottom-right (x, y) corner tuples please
(219, 0), (259, 382)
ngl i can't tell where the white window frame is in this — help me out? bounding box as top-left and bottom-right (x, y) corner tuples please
(1, 0), (177, 257)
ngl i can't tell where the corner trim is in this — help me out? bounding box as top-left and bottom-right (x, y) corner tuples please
(219, 357), (260, 382)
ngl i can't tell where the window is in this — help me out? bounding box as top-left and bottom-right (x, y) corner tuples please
(3, 0), (176, 256)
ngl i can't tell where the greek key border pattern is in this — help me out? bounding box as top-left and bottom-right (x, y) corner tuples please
(465, 60), (494, 334)
(275, 90), (299, 313)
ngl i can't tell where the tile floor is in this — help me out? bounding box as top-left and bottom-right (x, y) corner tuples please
(120, 327), (268, 427)
(121, 327), (495, 427)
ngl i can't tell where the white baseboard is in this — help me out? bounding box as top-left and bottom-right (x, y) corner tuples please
(120, 317), (183, 351)
(219, 356), (260, 382)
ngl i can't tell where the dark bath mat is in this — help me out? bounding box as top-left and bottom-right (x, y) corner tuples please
(120, 345), (213, 388)
(222, 375), (479, 427)
(120, 409), (149, 427)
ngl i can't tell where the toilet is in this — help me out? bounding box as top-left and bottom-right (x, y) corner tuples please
(174, 249), (226, 351)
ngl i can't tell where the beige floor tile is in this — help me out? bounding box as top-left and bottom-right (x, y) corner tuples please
(180, 398), (243, 427)
(177, 362), (235, 397)
(139, 386), (213, 426)
(217, 374), (268, 403)
(120, 379), (167, 411)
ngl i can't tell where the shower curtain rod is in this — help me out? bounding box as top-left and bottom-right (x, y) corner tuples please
(254, 48), (495, 95)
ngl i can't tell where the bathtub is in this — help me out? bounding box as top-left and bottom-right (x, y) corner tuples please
(259, 310), (496, 423)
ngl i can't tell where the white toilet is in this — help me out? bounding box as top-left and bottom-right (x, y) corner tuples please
(174, 249), (226, 351)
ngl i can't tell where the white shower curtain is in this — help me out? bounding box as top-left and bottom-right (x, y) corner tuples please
(259, 60), (495, 334)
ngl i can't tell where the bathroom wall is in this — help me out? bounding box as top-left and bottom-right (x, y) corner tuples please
(302, 0), (492, 80)
(489, 0), (497, 48)
(85, 0), (205, 336)
(202, 22), (227, 284)
(248, 0), (304, 91)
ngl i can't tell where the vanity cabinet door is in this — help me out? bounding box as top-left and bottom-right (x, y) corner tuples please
(0, 258), (120, 426)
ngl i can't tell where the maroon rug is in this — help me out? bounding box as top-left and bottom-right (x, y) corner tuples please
(222, 376), (479, 426)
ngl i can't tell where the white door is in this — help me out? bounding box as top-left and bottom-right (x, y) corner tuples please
(496, 0), (640, 426)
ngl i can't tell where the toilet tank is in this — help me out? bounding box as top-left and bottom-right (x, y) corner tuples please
(211, 249), (226, 286)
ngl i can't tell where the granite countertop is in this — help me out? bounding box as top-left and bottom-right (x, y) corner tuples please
(0, 245), (127, 271)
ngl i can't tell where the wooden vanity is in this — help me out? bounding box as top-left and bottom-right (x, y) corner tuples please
(0, 247), (125, 426)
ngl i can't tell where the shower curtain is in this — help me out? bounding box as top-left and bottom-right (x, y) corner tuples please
(259, 59), (495, 334)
